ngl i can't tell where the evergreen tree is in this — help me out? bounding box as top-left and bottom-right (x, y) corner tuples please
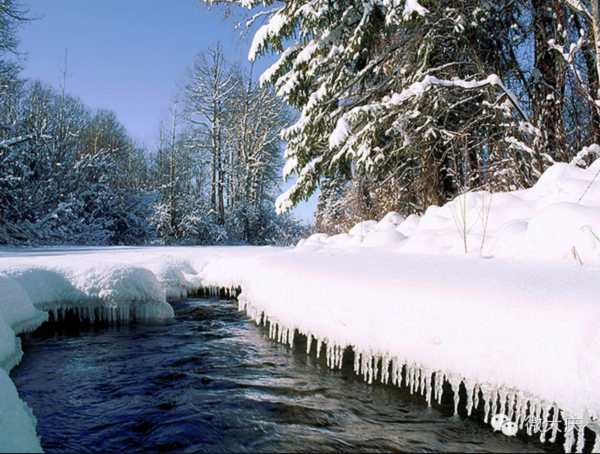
(207, 0), (536, 218)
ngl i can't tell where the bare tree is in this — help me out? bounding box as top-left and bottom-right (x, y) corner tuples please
(186, 41), (238, 225)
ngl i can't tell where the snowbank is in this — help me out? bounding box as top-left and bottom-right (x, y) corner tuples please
(297, 161), (600, 264)
(2, 161), (600, 452)
(0, 275), (47, 453)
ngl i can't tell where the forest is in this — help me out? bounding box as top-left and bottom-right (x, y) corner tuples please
(0, 2), (308, 246)
(213, 0), (600, 234)
(3, 0), (600, 245)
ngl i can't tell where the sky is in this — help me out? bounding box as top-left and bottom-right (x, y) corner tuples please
(16, 0), (317, 222)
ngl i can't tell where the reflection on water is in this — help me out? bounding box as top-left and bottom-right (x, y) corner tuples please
(11, 298), (562, 453)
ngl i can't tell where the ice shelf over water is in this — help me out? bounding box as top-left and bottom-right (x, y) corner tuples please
(2, 160), (600, 452)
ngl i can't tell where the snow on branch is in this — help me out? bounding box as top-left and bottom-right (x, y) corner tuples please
(0, 131), (50, 149)
(329, 74), (529, 154)
(276, 156), (322, 214)
(402, 0), (428, 20)
(248, 6), (286, 61)
(564, 0), (592, 22)
(385, 74), (529, 121)
(571, 144), (600, 167)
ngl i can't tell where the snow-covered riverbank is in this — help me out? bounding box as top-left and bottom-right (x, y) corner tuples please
(2, 160), (600, 452)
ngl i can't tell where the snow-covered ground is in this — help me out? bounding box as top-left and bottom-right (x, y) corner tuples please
(2, 160), (600, 452)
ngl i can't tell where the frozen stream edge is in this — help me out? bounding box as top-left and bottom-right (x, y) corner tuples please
(0, 248), (599, 454)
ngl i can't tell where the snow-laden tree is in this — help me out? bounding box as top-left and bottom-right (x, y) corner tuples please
(538, 0), (600, 158)
(314, 175), (351, 234)
(186, 42), (238, 225)
(223, 69), (295, 243)
(183, 44), (306, 245)
(149, 93), (215, 244)
(1, 80), (153, 245)
(205, 0), (537, 217)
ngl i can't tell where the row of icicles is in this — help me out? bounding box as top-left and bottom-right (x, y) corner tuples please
(49, 304), (133, 324)
(235, 289), (598, 454)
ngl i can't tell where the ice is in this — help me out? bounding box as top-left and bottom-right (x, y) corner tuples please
(0, 275), (48, 336)
(448, 374), (462, 415)
(0, 369), (42, 452)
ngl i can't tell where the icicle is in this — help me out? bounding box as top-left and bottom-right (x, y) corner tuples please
(316, 339), (322, 358)
(381, 355), (390, 384)
(423, 369), (433, 407)
(390, 359), (398, 386)
(520, 397), (530, 431)
(373, 354), (379, 381)
(360, 353), (367, 381)
(307, 334), (313, 355)
(463, 379), (475, 416)
(396, 361), (404, 388)
(490, 388), (499, 421)
(481, 385), (492, 423)
(408, 365), (415, 394)
(255, 309), (262, 324)
(473, 384), (480, 412)
(562, 410), (576, 454)
(526, 401), (535, 436)
(434, 371), (444, 405)
(498, 389), (507, 417)
(353, 350), (360, 375)
(575, 411), (589, 454)
(448, 374), (462, 416)
(539, 404), (550, 443)
(532, 400), (542, 436)
(514, 393), (524, 428)
(549, 404), (559, 443)
(418, 368), (425, 395)
(506, 392), (515, 420)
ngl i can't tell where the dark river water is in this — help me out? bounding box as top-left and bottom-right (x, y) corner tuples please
(10, 298), (562, 453)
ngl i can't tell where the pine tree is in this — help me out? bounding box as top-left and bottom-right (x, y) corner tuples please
(211, 0), (536, 217)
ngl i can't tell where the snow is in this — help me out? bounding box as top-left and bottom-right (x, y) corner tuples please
(402, 0), (428, 20)
(384, 74), (530, 122)
(3, 161), (600, 451)
(0, 369), (42, 453)
(248, 7), (286, 61)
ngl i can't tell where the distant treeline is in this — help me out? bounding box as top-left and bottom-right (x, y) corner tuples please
(0, 2), (309, 246)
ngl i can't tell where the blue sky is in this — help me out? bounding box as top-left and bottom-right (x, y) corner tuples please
(16, 0), (317, 221)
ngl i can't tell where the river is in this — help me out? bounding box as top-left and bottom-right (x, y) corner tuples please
(10, 297), (562, 453)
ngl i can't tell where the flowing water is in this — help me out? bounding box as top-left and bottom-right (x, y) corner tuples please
(10, 298), (562, 453)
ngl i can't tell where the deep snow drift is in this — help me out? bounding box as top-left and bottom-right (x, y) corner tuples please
(2, 160), (600, 452)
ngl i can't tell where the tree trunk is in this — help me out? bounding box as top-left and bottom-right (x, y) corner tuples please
(532, 0), (565, 163)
